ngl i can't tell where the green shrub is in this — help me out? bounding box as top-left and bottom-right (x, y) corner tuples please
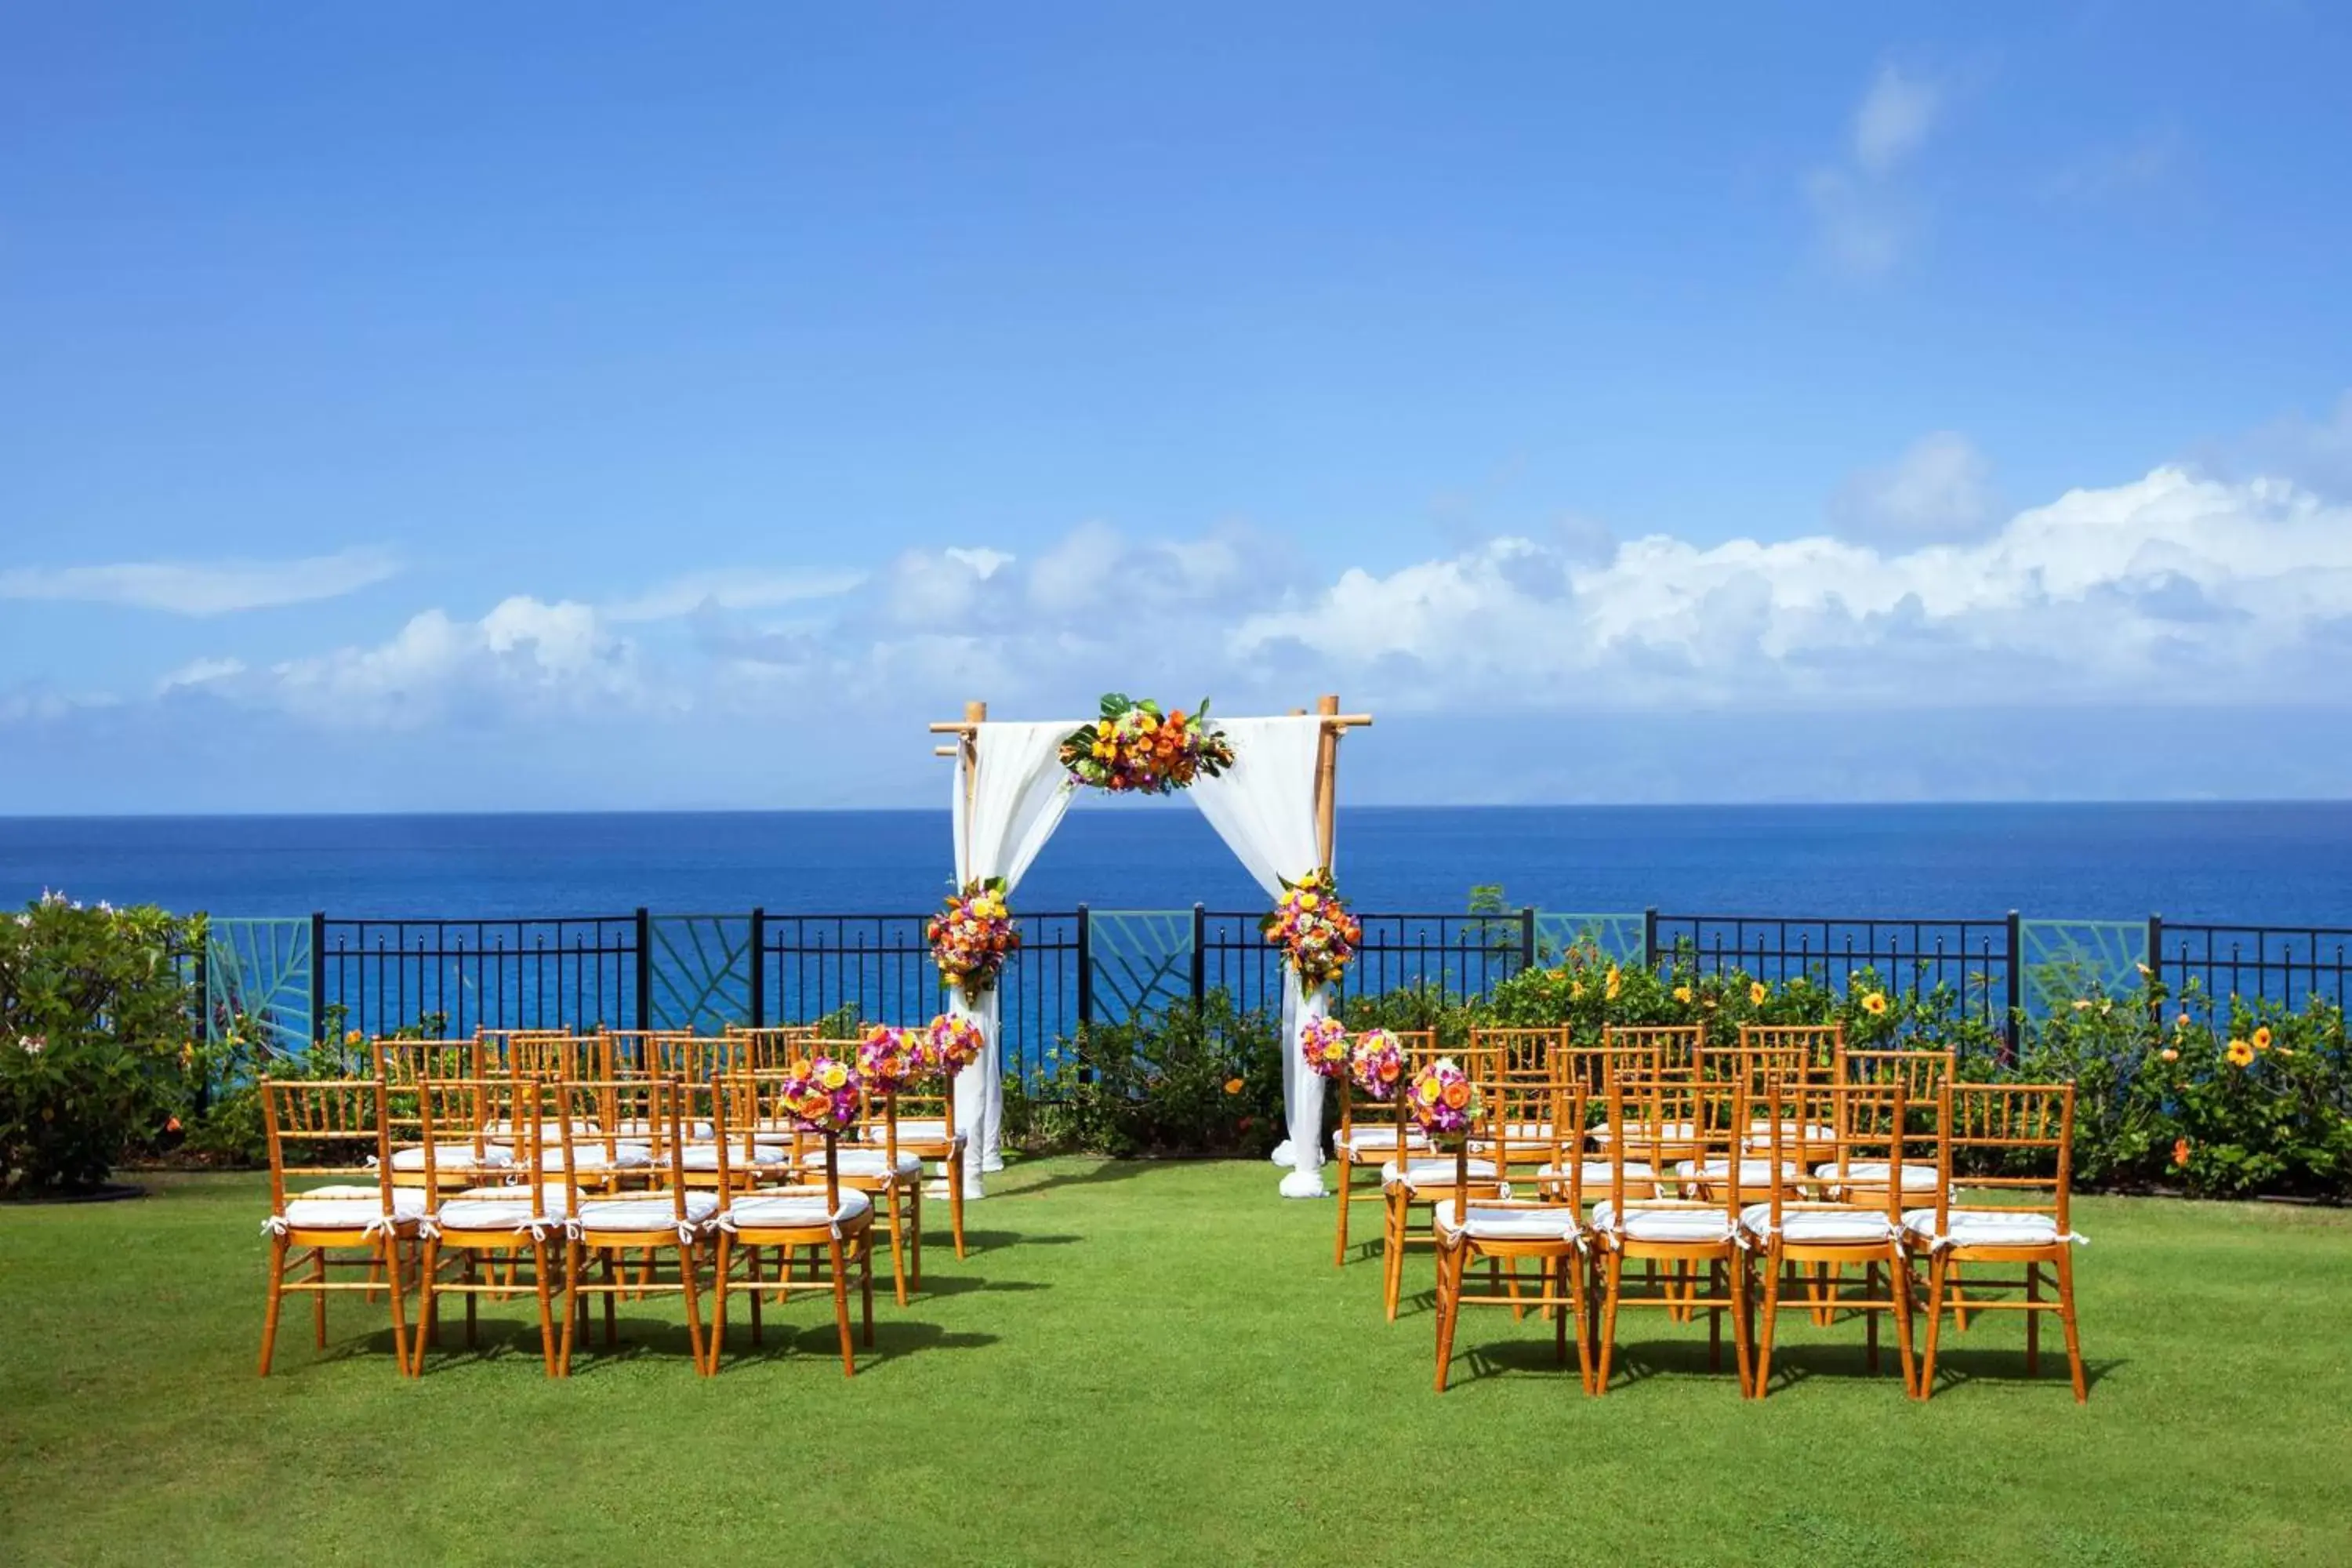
(0, 894), (200, 1196)
(1007, 992), (1282, 1157)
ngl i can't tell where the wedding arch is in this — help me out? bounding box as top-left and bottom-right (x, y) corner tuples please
(927, 695), (1372, 1199)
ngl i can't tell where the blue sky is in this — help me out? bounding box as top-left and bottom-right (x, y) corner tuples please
(5, 3), (2352, 811)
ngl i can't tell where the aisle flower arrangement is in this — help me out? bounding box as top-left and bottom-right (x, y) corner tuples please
(1261, 869), (1361, 989)
(927, 877), (1018, 996)
(1407, 1056), (1481, 1140)
(858, 1024), (927, 1093)
(780, 1054), (863, 1134)
(927, 1013), (988, 1076)
(1348, 1028), (1403, 1100)
(1058, 694), (1236, 794)
(1300, 1015), (1352, 1079)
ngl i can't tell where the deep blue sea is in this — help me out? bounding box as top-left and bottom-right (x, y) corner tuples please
(4, 804), (2351, 924)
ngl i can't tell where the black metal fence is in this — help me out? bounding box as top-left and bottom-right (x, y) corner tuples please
(191, 903), (2352, 1083)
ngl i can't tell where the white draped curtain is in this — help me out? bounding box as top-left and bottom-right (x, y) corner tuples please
(946, 712), (1332, 1199)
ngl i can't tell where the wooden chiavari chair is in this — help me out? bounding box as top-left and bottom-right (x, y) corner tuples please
(1592, 1072), (1758, 1395)
(1468, 1027), (1566, 1174)
(1379, 1036), (1504, 1321)
(678, 1073), (794, 1189)
(371, 1037), (479, 1187)
(557, 1076), (717, 1375)
(728, 1024), (818, 1070)
(1910, 1083), (2089, 1402)
(414, 1077), (567, 1375)
(705, 1071), (876, 1376)
(1432, 1072), (1594, 1393)
(884, 1059), (970, 1262)
(257, 1078), (423, 1376)
(1568, 1026), (1693, 1193)
(1824, 1047), (1953, 1204)
(479, 1029), (589, 1080)
(535, 1077), (659, 1193)
(784, 1038), (922, 1306)
(1744, 1080), (1916, 1396)
(1331, 1028), (1428, 1269)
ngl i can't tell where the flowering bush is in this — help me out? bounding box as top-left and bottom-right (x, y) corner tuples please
(779, 1055), (863, 1134)
(1058, 694), (1236, 794)
(1261, 869), (1362, 989)
(1002, 993), (1282, 1157)
(1300, 1015), (1351, 1080)
(927, 879), (1019, 997)
(858, 1025), (927, 1093)
(1348, 1028), (1404, 1100)
(1406, 1057), (1481, 1139)
(927, 1013), (987, 1076)
(1, 892), (201, 1196)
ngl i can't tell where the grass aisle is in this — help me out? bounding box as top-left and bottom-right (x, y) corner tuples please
(2, 1161), (2347, 1566)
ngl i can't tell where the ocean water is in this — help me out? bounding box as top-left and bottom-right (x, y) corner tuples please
(4, 803), (2351, 924)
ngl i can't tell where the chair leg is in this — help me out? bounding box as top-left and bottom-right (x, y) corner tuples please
(463, 1250), (478, 1350)
(1812, 1261), (1834, 1328)
(1333, 1160), (1352, 1267)
(416, 1236), (443, 1370)
(885, 1185), (909, 1308)
(1754, 1252), (1782, 1399)
(557, 1240), (580, 1377)
(828, 1238), (855, 1377)
(681, 1243), (706, 1377)
(1918, 1252), (1948, 1401)
(1730, 1251), (1755, 1399)
(1432, 1243), (1465, 1392)
(383, 1235), (412, 1377)
(1595, 1250), (1623, 1396)
(1381, 1190), (1406, 1321)
(1864, 1260), (1880, 1373)
(311, 1247), (329, 1349)
(860, 1235), (875, 1348)
(2056, 1248), (2088, 1403)
(258, 1234), (289, 1377)
(532, 1237), (557, 1377)
(601, 1250), (618, 1348)
(707, 1234), (731, 1372)
(949, 1157), (967, 1259)
(2025, 1261), (2042, 1376)
(1889, 1244), (1917, 1396)
(748, 1244), (765, 1346)
(909, 1185), (924, 1292)
(1566, 1252), (1593, 1393)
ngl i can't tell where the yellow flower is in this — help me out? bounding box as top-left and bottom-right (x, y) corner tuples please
(2225, 1039), (2255, 1068)
(345, 1029), (364, 1044)
(1861, 992), (1888, 1017)
(1415, 1078), (1440, 1105)
(1298, 893), (1319, 912)
(1223, 1077), (1244, 1095)
(2071, 999), (2092, 1011)
(2252, 1026), (2273, 1051)
(1605, 965), (1622, 1001)
(2159, 1047), (2179, 1062)
(1749, 981), (1769, 1005)
(1672, 985), (1693, 1004)
(820, 1062), (849, 1090)
(1569, 981), (1585, 1000)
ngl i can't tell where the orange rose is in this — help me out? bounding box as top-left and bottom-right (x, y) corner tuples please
(1442, 1080), (1469, 1109)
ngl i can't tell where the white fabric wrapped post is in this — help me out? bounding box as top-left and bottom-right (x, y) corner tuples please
(1190, 715), (1330, 1199)
(949, 721), (1079, 1195)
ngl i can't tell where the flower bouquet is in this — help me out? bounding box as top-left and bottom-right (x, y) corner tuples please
(780, 1054), (863, 1134)
(1058, 694), (1236, 794)
(1300, 1015), (1352, 1080)
(1261, 869), (1362, 989)
(1348, 1028), (1404, 1101)
(927, 877), (1018, 996)
(927, 1013), (988, 1076)
(1406, 1056), (1482, 1142)
(858, 1024), (928, 1094)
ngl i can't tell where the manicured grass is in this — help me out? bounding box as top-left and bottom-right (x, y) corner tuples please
(2, 1161), (2347, 1566)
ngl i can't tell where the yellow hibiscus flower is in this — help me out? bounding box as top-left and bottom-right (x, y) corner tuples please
(1749, 981), (1769, 1005)
(1861, 992), (1889, 1016)
(2225, 1039), (2255, 1067)
(2252, 1025), (2273, 1051)
(1672, 985), (1693, 1004)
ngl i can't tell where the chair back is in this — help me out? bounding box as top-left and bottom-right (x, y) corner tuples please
(713, 1071), (846, 1219)
(1929, 1082), (2075, 1235)
(1468, 1025), (1566, 1074)
(1765, 1079), (1906, 1231)
(728, 1025), (818, 1070)
(1592, 1023), (1704, 1079)
(1479, 1043), (1563, 1173)
(417, 1076), (543, 1207)
(478, 1029), (586, 1080)
(260, 1077), (396, 1218)
(1838, 1045), (1953, 1102)
(1606, 1070), (1748, 1221)
(553, 1076), (691, 1203)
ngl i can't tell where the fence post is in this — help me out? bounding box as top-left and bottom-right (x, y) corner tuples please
(634, 907), (652, 1032)
(2004, 909), (2022, 1061)
(1519, 906), (1537, 971)
(309, 911), (325, 1045)
(1190, 902), (1207, 1005)
(2147, 911), (2164, 1025)
(1642, 907), (1659, 972)
(1075, 903), (1093, 1029)
(747, 907), (765, 1028)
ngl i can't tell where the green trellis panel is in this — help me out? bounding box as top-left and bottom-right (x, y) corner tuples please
(2018, 920), (2147, 1018)
(1087, 909), (1194, 1023)
(647, 915), (753, 1033)
(1534, 912), (1646, 966)
(204, 917), (314, 1056)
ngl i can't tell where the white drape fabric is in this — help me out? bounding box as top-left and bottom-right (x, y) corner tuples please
(1188, 716), (1330, 1198)
(949, 722), (1079, 1191)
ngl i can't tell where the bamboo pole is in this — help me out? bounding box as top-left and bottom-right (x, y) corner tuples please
(1313, 693), (1341, 871)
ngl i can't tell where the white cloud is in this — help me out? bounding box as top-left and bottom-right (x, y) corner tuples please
(1831, 432), (2001, 542)
(157, 657), (246, 693)
(1853, 65), (1940, 174)
(2223, 391), (2352, 500)
(0, 547), (398, 615)
(604, 568), (866, 622)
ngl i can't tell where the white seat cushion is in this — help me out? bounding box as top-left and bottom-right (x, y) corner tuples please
(613, 1119), (715, 1141)
(1381, 1158), (1499, 1190)
(1334, 1125), (1428, 1154)
(681, 1143), (789, 1171)
(721, 1189), (873, 1230)
(1592, 1121), (1699, 1145)
(537, 1143), (652, 1173)
(390, 1144), (514, 1173)
(1434, 1200), (1583, 1243)
(1903, 1207), (2071, 1248)
(887, 1119), (953, 1142)
(1740, 1203), (1898, 1244)
(488, 1120), (601, 1139)
(574, 1192), (720, 1233)
(278, 1187), (430, 1229)
(1674, 1158), (1805, 1188)
(1747, 1120), (1838, 1145)
(1537, 1160), (1656, 1188)
(1592, 1200), (1737, 1246)
(1816, 1160), (1940, 1191)
(808, 1148), (924, 1179)
(434, 1185), (576, 1232)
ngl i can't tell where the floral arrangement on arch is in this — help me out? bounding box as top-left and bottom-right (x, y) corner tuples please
(1348, 1028), (1403, 1101)
(1300, 1015), (1351, 1080)
(927, 878), (1018, 996)
(1407, 1056), (1482, 1139)
(1261, 869), (1361, 989)
(780, 1054), (864, 1134)
(927, 1013), (988, 1076)
(858, 1025), (929, 1094)
(1058, 694), (1235, 795)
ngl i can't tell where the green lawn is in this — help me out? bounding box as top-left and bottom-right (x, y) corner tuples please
(2, 1161), (2347, 1566)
